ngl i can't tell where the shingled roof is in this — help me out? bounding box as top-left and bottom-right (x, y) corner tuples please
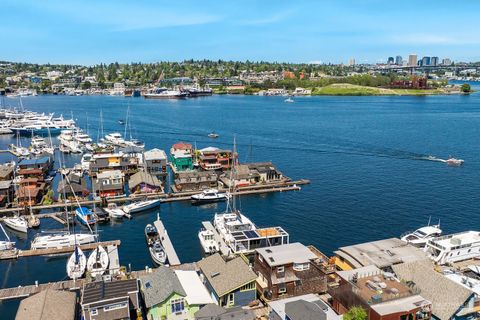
(197, 254), (256, 297)
(392, 260), (473, 320)
(16, 289), (77, 320)
(139, 266), (186, 308)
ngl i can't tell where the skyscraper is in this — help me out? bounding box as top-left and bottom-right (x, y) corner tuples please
(421, 56), (431, 66)
(408, 54), (417, 66)
(387, 57), (394, 64)
(442, 58), (452, 65)
(395, 55), (402, 65)
(348, 58), (356, 66)
(430, 57), (439, 66)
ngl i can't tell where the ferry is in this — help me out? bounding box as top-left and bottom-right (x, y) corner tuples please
(424, 231), (480, 265)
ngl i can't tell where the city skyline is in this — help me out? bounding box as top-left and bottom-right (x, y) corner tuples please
(2, 0), (480, 65)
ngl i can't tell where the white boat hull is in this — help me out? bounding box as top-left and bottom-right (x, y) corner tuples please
(3, 217), (28, 233)
(31, 233), (96, 250)
(67, 247), (87, 279)
(123, 199), (160, 214)
(87, 246), (109, 277)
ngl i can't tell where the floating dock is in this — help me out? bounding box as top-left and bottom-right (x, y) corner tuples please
(153, 219), (181, 266)
(201, 221), (231, 256)
(0, 240), (121, 260)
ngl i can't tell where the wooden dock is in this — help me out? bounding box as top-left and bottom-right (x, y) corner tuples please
(153, 218), (181, 266)
(0, 240), (121, 260)
(201, 221), (231, 256)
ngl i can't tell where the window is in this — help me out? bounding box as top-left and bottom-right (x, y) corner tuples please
(278, 285), (287, 294)
(90, 309), (98, 316)
(277, 266), (284, 273)
(104, 302), (127, 311)
(293, 263), (310, 271)
(240, 282), (256, 292)
(170, 298), (185, 313)
(227, 293), (235, 306)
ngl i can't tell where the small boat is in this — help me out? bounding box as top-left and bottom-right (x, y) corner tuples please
(66, 246), (87, 279)
(145, 223), (167, 265)
(75, 207), (96, 226)
(3, 216), (28, 233)
(446, 157), (464, 166)
(401, 221), (442, 247)
(191, 189), (230, 205)
(93, 207), (110, 223)
(87, 245), (109, 277)
(208, 132), (219, 139)
(0, 223), (15, 251)
(122, 199), (160, 214)
(118, 120), (125, 125)
(198, 229), (219, 255)
(284, 97), (294, 103)
(104, 203), (128, 219)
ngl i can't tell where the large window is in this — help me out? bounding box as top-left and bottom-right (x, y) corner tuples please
(293, 263), (310, 271)
(240, 282), (256, 292)
(170, 298), (185, 313)
(104, 302), (127, 312)
(227, 293), (235, 306)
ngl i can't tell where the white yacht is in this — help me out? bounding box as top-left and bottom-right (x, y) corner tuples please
(3, 216), (28, 233)
(424, 231), (480, 265)
(191, 189), (230, 204)
(74, 132), (93, 144)
(104, 203), (128, 219)
(31, 232), (97, 250)
(9, 144), (30, 158)
(59, 130), (82, 153)
(122, 199), (161, 214)
(104, 133), (126, 146)
(87, 245), (109, 277)
(0, 223), (15, 251)
(198, 229), (219, 255)
(446, 157), (464, 166)
(213, 212), (256, 246)
(145, 223), (167, 265)
(67, 246), (87, 279)
(401, 223), (442, 247)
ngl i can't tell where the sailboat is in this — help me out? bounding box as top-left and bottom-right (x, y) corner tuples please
(87, 245), (109, 277)
(66, 246), (87, 279)
(3, 216), (28, 233)
(0, 222), (15, 251)
(26, 188), (40, 228)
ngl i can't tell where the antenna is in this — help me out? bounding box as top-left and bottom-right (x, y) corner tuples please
(427, 216), (431, 226)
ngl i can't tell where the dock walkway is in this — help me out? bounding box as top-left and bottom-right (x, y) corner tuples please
(153, 219), (181, 266)
(201, 221), (231, 256)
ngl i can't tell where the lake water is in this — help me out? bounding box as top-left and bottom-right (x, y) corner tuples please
(1, 90), (480, 317)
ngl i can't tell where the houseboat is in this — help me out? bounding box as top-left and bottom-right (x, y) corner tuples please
(424, 231), (480, 265)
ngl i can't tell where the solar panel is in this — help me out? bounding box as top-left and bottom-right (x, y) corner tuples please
(244, 230), (258, 239)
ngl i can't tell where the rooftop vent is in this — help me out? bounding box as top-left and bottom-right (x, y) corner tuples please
(145, 281), (152, 289)
(266, 249), (272, 253)
(211, 272), (220, 278)
(269, 257), (275, 262)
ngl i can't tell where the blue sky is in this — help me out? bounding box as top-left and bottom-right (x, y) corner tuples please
(2, 0), (480, 65)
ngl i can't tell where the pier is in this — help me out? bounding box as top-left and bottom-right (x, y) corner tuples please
(153, 218), (181, 266)
(0, 240), (121, 260)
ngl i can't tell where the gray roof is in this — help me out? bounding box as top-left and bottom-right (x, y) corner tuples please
(0, 165), (13, 179)
(16, 289), (77, 320)
(139, 266), (186, 308)
(128, 171), (162, 189)
(197, 254), (257, 297)
(256, 242), (317, 267)
(0, 180), (12, 189)
(285, 300), (328, 320)
(145, 148), (167, 161)
(392, 260), (473, 320)
(81, 279), (138, 306)
(194, 304), (255, 320)
(334, 238), (428, 269)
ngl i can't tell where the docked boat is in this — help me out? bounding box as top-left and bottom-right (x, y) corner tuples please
(75, 207), (96, 226)
(144, 224), (167, 265)
(208, 132), (219, 138)
(446, 157), (464, 166)
(9, 144), (30, 158)
(104, 203), (128, 219)
(0, 223), (15, 251)
(191, 189), (230, 204)
(31, 232), (97, 250)
(118, 120), (125, 125)
(144, 90), (187, 99)
(93, 207), (110, 223)
(66, 246), (87, 279)
(401, 223), (442, 247)
(73, 132), (93, 144)
(198, 229), (219, 255)
(187, 87), (213, 97)
(87, 245), (109, 277)
(3, 216), (28, 233)
(104, 132), (126, 146)
(424, 230), (480, 265)
(284, 97), (294, 103)
(122, 199), (160, 214)
(81, 153), (93, 171)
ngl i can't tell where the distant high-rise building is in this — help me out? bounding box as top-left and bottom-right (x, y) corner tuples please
(348, 58), (356, 66)
(442, 58), (452, 66)
(395, 55), (403, 65)
(421, 56), (431, 66)
(430, 57), (439, 66)
(387, 57), (394, 64)
(408, 54), (417, 66)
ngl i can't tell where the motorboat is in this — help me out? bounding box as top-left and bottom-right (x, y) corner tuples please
(3, 216), (28, 233)
(145, 223), (167, 265)
(87, 245), (109, 277)
(198, 229), (219, 255)
(104, 132), (126, 146)
(401, 224), (442, 247)
(0, 223), (15, 251)
(66, 246), (87, 279)
(31, 232), (97, 250)
(104, 203), (128, 219)
(191, 189), (230, 205)
(73, 132), (93, 144)
(144, 89), (188, 99)
(75, 207), (96, 226)
(122, 199), (161, 214)
(93, 207), (110, 223)
(284, 97), (294, 103)
(446, 157), (464, 166)
(208, 132), (219, 138)
(118, 120), (125, 125)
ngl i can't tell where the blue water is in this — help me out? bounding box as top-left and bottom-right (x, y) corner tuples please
(1, 91), (480, 317)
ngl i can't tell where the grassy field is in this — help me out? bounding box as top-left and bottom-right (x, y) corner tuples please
(311, 84), (451, 96)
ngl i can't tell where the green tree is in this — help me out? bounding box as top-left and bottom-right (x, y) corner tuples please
(82, 81), (92, 90)
(461, 83), (471, 93)
(343, 306), (367, 320)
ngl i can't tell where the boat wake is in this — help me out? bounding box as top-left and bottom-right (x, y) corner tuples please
(415, 156), (447, 163)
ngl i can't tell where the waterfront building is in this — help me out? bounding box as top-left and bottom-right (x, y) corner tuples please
(0, 163), (14, 181)
(408, 54), (418, 67)
(15, 289), (77, 320)
(173, 171), (218, 192)
(395, 55), (403, 65)
(198, 254), (257, 308)
(144, 148), (168, 177)
(197, 147), (233, 171)
(128, 171), (163, 194)
(93, 170), (125, 198)
(18, 157), (53, 177)
(139, 267), (214, 320)
(268, 294), (341, 320)
(330, 265), (432, 320)
(89, 152), (129, 175)
(292, 87), (312, 95)
(334, 238), (428, 270)
(57, 172), (89, 200)
(220, 162), (286, 188)
(0, 180), (13, 206)
(393, 260), (478, 320)
(194, 304), (256, 320)
(170, 142), (194, 172)
(254, 243), (333, 300)
(80, 279), (140, 320)
(17, 177), (46, 206)
(387, 57), (394, 64)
